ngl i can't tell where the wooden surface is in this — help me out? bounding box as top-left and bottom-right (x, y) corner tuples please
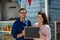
(2, 35), (15, 40)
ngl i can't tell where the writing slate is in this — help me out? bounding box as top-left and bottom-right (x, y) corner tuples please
(24, 27), (40, 39)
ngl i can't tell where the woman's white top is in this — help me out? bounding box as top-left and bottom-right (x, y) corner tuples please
(33, 22), (51, 40)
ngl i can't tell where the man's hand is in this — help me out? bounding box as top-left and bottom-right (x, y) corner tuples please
(17, 29), (25, 38)
(22, 30), (25, 36)
(17, 33), (23, 38)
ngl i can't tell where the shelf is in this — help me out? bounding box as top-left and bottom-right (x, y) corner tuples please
(2, 35), (15, 40)
(0, 31), (10, 34)
(0, 21), (15, 23)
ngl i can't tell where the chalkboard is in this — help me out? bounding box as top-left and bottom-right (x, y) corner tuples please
(24, 27), (40, 39)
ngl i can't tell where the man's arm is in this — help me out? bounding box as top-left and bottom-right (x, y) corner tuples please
(17, 30), (25, 38)
(12, 22), (18, 38)
(12, 22), (24, 38)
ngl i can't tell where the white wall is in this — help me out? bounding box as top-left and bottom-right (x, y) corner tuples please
(21, 0), (45, 25)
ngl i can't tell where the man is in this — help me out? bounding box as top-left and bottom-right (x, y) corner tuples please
(12, 8), (33, 40)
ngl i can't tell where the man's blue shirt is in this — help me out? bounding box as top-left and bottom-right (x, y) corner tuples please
(12, 18), (31, 40)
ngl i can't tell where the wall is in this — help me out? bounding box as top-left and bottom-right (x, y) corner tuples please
(21, 0), (45, 25)
(49, 0), (60, 40)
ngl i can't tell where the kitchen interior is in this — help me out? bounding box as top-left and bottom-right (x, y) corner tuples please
(0, 0), (20, 40)
(0, 0), (60, 40)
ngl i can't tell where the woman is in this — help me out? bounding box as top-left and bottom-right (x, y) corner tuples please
(33, 12), (51, 40)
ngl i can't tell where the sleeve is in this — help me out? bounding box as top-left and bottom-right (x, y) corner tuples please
(45, 25), (51, 40)
(12, 22), (18, 38)
(27, 20), (32, 26)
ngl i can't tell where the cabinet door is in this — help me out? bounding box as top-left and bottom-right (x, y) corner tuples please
(5, 2), (19, 20)
(0, 4), (1, 20)
(55, 21), (60, 40)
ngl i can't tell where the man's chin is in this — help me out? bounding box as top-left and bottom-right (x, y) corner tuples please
(22, 17), (26, 19)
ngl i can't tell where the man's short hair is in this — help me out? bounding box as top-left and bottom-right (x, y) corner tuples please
(19, 8), (27, 13)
